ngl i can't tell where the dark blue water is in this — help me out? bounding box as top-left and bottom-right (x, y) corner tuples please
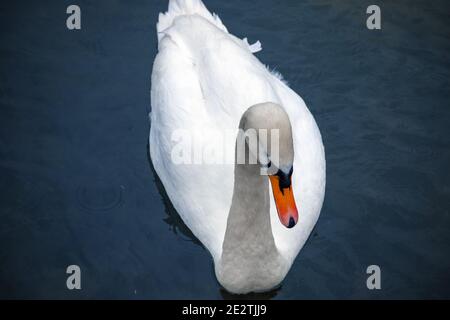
(1, 0), (449, 299)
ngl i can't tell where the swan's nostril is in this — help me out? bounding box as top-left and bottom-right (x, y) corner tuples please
(287, 217), (296, 228)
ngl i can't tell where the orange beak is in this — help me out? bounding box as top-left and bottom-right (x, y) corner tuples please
(269, 175), (298, 228)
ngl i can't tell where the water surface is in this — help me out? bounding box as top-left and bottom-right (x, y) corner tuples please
(0, 0), (449, 299)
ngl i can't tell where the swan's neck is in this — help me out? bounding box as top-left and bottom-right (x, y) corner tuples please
(223, 160), (276, 254)
(218, 145), (286, 293)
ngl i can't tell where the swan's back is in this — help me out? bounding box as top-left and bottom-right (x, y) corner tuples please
(150, 0), (326, 263)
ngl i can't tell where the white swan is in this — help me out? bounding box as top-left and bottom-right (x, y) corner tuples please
(149, 0), (326, 294)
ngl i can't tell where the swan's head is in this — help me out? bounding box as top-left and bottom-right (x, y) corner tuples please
(239, 102), (298, 228)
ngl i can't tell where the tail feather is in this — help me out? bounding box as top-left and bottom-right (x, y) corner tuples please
(156, 0), (262, 54)
(157, 0), (227, 42)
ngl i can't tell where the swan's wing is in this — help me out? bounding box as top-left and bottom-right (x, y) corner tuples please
(150, 28), (233, 260)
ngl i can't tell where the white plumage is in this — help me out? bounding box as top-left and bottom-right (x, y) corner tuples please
(149, 0), (326, 293)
